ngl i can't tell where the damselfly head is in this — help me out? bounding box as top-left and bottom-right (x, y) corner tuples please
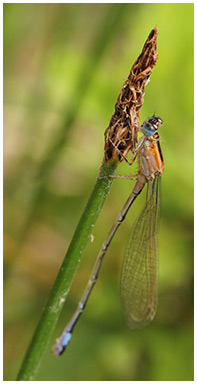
(148, 115), (163, 129)
(141, 115), (163, 137)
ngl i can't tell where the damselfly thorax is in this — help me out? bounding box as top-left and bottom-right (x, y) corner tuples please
(137, 131), (164, 184)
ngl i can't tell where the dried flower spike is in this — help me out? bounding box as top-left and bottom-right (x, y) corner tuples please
(104, 27), (159, 163)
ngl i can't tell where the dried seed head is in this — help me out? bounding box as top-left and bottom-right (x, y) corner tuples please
(104, 27), (158, 163)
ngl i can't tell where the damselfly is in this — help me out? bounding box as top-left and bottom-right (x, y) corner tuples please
(53, 115), (164, 356)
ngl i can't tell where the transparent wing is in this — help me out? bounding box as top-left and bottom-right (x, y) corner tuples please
(120, 177), (161, 329)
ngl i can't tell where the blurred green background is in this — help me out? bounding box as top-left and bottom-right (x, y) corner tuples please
(3, 3), (193, 381)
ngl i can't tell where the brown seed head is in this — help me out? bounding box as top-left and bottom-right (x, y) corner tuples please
(104, 27), (159, 163)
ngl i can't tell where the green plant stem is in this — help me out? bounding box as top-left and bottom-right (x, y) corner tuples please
(17, 160), (118, 381)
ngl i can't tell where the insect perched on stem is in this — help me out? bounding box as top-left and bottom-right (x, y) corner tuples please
(53, 115), (164, 356)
